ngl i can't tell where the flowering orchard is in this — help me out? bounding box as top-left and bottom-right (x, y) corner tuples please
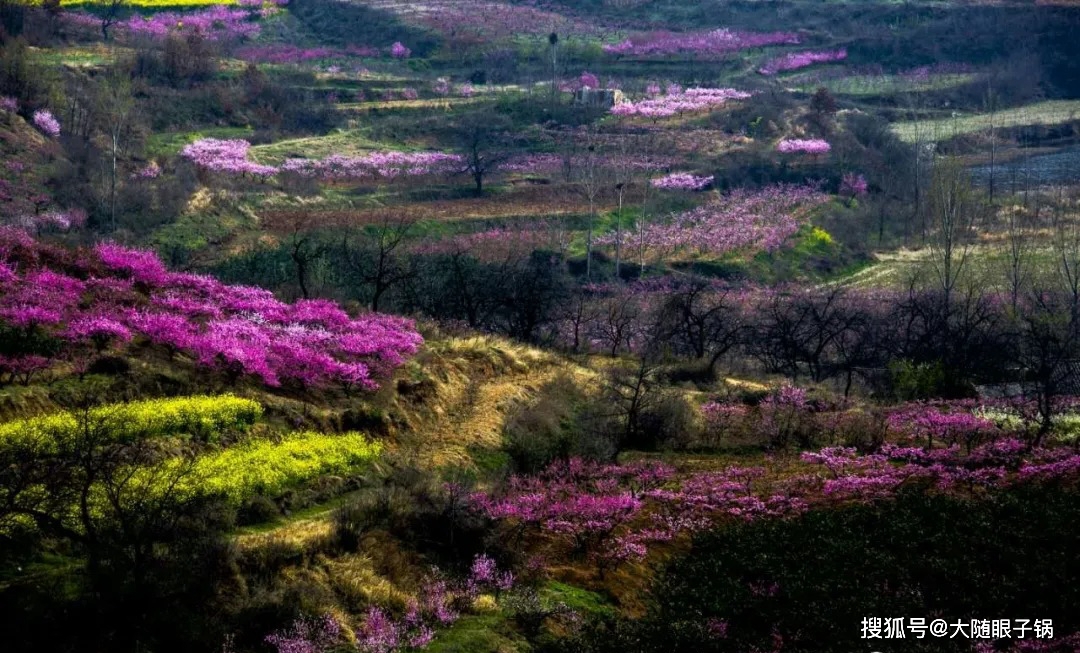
(610, 87), (752, 118)
(64, 5), (270, 41)
(776, 138), (831, 154)
(0, 230), (422, 389)
(603, 28), (799, 58)
(758, 48), (847, 75)
(472, 430), (1080, 573)
(180, 139), (463, 181)
(650, 172), (714, 191)
(598, 183), (828, 261)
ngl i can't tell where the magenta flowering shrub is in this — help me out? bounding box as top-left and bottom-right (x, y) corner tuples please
(432, 78), (451, 96)
(352, 556), (514, 652)
(776, 138), (831, 154)
(17, 208), (87, 234)
(466, 553), (515, 595)
(0, 233), (422, 389)
(650, 172), (713, 191)
(597, 183), (827, 261)
(886, 401), (1000, 449)
(610, 86), (751, 118)
(839, 172), (868, 197)
(603, 28), (799, 58)
(265, 614), (342, 653)
(758, 48), (847, 75)
(31, 110), (60, 138)
(390, 42), (411, 59)
(701, 401), (750, 446)
(180, 138), (277, 177)
(0, 96), (16, 113)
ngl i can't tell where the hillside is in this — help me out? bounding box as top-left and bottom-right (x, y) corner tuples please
(3, 0), (1080, 652)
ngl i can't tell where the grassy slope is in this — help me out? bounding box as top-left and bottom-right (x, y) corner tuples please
(891, 99), (1080, 142)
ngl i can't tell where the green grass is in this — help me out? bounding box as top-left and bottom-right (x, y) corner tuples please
(29, 45), (120, 68)
(541, 581), (615, 617)
(892, 100), (1080, 142)
(424, 614), (528, 653)
(248, 129), (397, 163)
(146, 126), (255, 157)
(791, 72), (978, 97)
(834, 242), (1068, 291)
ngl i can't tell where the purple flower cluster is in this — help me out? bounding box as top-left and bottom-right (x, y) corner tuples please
(180, 138), (276, 177)
(15, 208), (87, 234)
(776, 138), (831, 154)
(758, 48), (847, 75)
(611, 87), (751, 118)
(265, 614), (342, 653)
(31, 110), (60, 138)
(132, 161), (161, 180)
(351, 556), (512, 653)
(840, 172), (868, 197)
(280, 151), (463, 181)
(650, 172), (714, 191)
(118, 6), (262, 41)
(886, 401), (999, 447)
(390, 42), (411, 59)
(0, 96), (16, 113)
(432, 78), (451, 96)
(0, 232), (422, 389)
(603, 28), (799, 58)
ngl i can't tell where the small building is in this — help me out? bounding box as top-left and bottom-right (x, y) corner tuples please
(574, 88), (626, 109)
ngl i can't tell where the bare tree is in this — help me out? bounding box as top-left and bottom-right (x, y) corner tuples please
(455, 112), (512, 196)
(97, 67), (135, 232)
(576, 126), (604, 281)
(1050, 185), (1080, 319)
(338, 212), (416, 312)
(99, 0), (128, 41)
(1003, 186), (1040, 312)
(657, 278), (747, 378)
(926, 157), (984, 311)
(610, 133), (638, 279)
(548, 32), (559, 113)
